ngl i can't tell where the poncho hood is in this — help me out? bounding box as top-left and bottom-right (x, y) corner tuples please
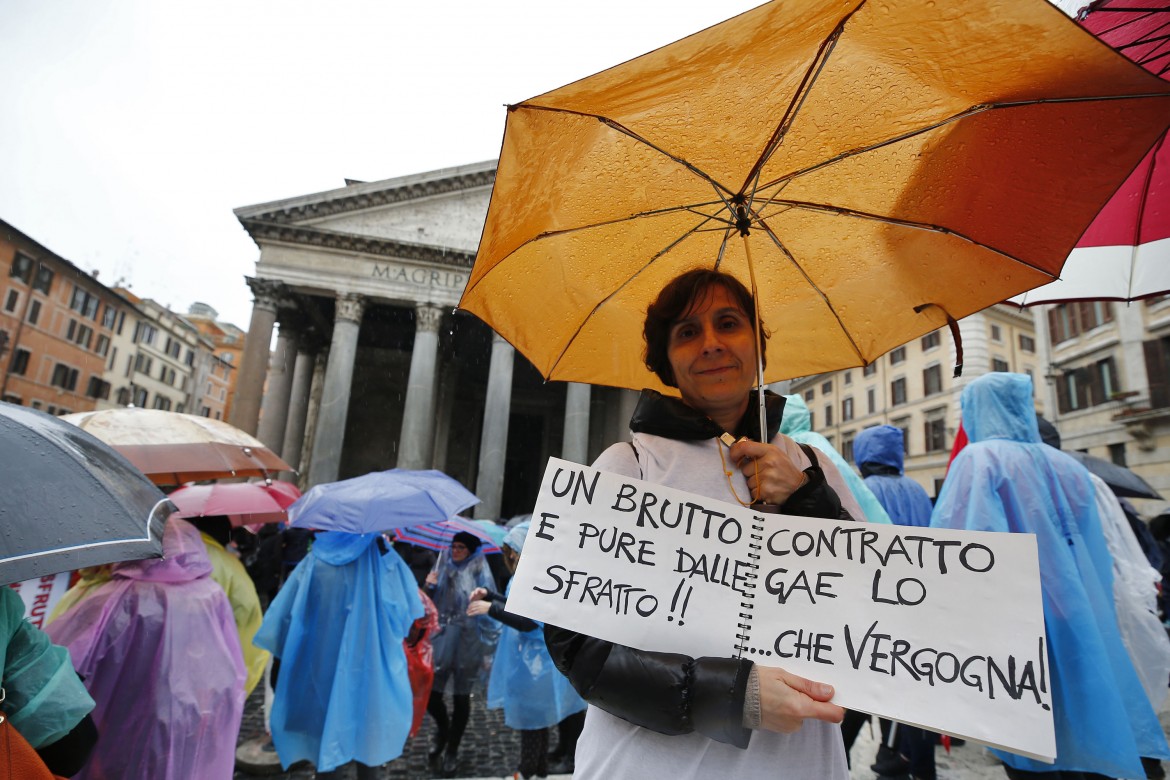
(854, 425), (905, 473)
(504, 521), (530, 554)
(114, 517), (211, 583)
(961, 373), (1041, 445)
(778, 394), (811, 436)
(312, 531), (379, 565)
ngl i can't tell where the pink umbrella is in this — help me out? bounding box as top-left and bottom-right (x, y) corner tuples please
(168, 481), (302, 527)
(1013, 1), (1170, 304)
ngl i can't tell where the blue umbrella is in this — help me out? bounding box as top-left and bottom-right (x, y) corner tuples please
(288, 469), (479, 534)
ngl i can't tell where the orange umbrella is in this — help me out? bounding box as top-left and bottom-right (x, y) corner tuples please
(461, 0), (1170, 398)
(62, 409), (292, 486)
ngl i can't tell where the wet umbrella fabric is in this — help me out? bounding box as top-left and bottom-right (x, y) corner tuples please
(461, 0), (1170, 392)
(168, 481), (302, 526)
(392, 517), (503, 554)
(0, 402), (170, 587)
(1011, 1), (1170, 305)
(288, 469), (479, 535)
(1065, 450), (1162, 499)
(62, 408), (291, 485)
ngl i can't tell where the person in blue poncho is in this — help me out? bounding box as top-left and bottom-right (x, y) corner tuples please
(931, 372), (1170, 779)
(779, 394), (891, 525)
(424, 531), (501, 776)
(468, 521), (587, 779)
(850, 424), (937, 780)
(253, 531), (423, 779)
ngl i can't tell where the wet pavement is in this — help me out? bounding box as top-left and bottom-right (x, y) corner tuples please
(233, 686), (552, 780)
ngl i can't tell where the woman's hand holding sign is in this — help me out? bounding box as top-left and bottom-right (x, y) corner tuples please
(757, 667), (843, 734)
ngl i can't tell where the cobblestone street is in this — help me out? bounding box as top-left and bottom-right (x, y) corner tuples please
(234, 687), (543, 780)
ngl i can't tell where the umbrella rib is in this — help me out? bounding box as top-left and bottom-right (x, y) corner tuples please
(755, 92), (1170, 191)
(544, 213), (724, 379)
(753, 214), (867, 367)
(767, 198), (1059, 278)
(741, 0), (866, 199)
(514, 104), (736, 198)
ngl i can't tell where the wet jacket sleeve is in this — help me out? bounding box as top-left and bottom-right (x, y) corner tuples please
(543, 623), (754, 748)
(779, 449), (843, 520)
(485, 591), (540, 633)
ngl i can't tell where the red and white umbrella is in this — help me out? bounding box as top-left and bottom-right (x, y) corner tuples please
(168, 480), (302, 527)
(1013, 1), (1170, 305)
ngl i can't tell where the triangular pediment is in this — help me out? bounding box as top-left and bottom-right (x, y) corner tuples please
(235, 160), (496, 260)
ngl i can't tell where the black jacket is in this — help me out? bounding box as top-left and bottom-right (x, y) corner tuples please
(544, 389), (845, 749)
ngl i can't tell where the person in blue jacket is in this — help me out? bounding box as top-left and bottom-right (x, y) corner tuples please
(932, 372), (1170, 779)
(468, 521), (587, 779)
(851, 424), (937, 779)
(254, 531), (423, 779)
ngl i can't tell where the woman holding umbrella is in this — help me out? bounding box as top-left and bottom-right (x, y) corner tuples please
(544, 268), (850, 779)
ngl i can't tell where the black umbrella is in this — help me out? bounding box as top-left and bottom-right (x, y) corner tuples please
(0, 402), (172, 586)
(1064, 450), (1162, 501)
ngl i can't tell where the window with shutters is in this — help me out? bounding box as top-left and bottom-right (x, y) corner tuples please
(1145, 335), (1170, 409)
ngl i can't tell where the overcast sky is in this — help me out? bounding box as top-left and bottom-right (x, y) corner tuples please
(0, 0), (1082, 329)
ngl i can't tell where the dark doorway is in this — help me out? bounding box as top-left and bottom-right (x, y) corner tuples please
(500, 412), (545, 519)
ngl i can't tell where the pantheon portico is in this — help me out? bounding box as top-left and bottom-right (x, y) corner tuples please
(231, 161), (638, 518)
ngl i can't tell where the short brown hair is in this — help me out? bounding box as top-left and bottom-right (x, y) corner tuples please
(642, 268), (768, 387)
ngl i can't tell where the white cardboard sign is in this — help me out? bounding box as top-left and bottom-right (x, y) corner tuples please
(507, 458), (1055, 762)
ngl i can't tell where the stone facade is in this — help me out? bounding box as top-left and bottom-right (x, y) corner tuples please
(233, 162), (635, 518)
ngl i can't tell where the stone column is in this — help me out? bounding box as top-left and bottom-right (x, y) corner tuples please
(230, 278), (283, 435)
(256, 326), (295, 454)
(561, 383), (591, 465)
(307, 294), (365, 487)
(397, 303), (444, 470)
(473, 333), (514, 519)
(280, 344), (316, 473)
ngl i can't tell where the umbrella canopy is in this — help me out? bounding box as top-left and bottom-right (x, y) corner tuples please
(288, 469), (479, 535)
(1065, 450), (1163, 499)
(393, 517), (504, 554)
(62, 408), (292, 485)
(168, 480), (302, 527)
(461, 0), (1170, 390)
(0, 402), (171, 586)
(1012, 1), (1170, 305)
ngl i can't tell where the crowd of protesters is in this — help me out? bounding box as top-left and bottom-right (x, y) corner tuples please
(5, 271), (1170, 780)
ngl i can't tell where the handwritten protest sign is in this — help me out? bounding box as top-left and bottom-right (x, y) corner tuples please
(507, 458), (1055, 762)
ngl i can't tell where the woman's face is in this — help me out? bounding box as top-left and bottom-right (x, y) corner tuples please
(450, 540), (470, 563)
(666, 285), (756, 427)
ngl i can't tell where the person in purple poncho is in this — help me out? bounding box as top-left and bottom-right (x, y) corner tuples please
(46, 517), (246, 780)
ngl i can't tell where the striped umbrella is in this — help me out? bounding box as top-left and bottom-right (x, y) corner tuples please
(394, 517), (502, 554)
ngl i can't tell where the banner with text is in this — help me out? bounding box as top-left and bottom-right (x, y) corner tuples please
(507, 458), (1054, 762)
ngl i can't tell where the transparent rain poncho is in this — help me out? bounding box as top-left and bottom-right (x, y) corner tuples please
(254, 532), (423, 773)
(46, 518), (245, 780)
(0, 587), (94, 749)
(779, 394), (890, 524)
(852, 424), (933, 527)
(932, 373), (1169, 777)
(487, 523), (586, 730)
(429, 547), (500, 694)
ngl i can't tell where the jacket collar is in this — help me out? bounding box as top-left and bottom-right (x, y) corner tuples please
(629, 389), (786, 442)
